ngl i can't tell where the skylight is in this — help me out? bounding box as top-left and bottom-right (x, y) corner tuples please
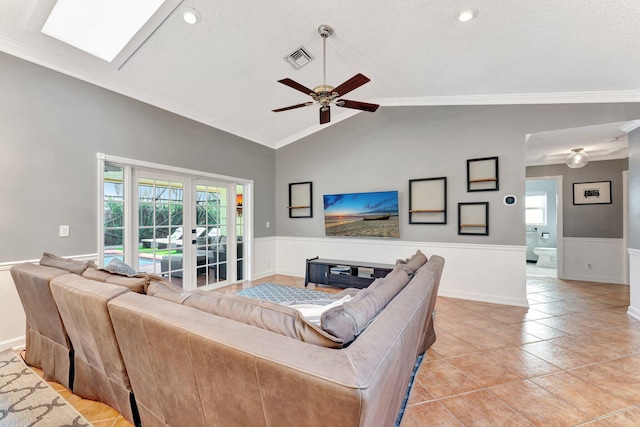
(41, 0), (166, 63)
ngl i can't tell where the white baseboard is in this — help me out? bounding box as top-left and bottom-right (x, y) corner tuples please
(562, 273), (627, 285)
(629, 249), (640, 320)
(438, 289), (529, 308)
(0, 336), (25, 352)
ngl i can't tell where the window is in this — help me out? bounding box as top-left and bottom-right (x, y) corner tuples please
(103, 165), (125, 263)
(525, 192), (547, 226)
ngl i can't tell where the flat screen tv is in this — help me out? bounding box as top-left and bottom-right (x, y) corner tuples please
(323, 190), (399, 238)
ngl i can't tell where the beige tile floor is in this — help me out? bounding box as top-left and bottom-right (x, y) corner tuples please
(29, 273), (638, 426)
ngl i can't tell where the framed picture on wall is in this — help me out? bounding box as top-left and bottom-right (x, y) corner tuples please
(573, 181), (612, 205)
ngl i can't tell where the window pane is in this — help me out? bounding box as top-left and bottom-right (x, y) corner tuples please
(104, 201), (123, 228)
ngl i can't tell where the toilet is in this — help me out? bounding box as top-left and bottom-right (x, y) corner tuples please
(533, 247), (557, 268)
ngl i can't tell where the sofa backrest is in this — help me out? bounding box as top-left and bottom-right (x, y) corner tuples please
(416, 255), (445, 353)
(10, 262), (73, 389)
(342, 254), (444, 426)
(50, 274), (139, 426)
(107, 255), (445, 427)
(82, 266), (147, 293)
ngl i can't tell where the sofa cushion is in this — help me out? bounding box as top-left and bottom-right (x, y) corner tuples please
(40, 252), (90, 275)
(149, 286), (344, 348)
(321, 267), (410, 344)
(395, 250), (428, 274)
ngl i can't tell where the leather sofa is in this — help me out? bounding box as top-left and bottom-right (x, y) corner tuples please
(11, 251), (443, 427)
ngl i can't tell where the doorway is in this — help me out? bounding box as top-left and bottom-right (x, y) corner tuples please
(525, 176), (563, 278)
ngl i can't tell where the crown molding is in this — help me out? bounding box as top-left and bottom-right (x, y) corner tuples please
(373, 90), (640, 107)
(526, 151), (629, 167)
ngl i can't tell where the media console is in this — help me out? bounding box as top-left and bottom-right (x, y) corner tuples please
(304, 257), (394, 289)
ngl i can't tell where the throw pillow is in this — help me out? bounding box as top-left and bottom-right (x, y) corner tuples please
(103, 259), (137, 276)
(395, 250), (428, 274)
(321, 268), (410, 344)
(40, 252), (90, 275)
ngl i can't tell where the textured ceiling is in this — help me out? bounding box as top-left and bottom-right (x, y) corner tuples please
(1, 0), (640, 149)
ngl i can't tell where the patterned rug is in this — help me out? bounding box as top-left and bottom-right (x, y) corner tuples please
(394, 353), (424, 427)
(236, 283), (334, 305)
(0, 349), (91, 427)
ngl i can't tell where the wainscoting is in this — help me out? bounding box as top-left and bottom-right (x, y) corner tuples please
(628, 249), (640, 321)
(562, 238), (626, 284)
(274, 236), (528, 307)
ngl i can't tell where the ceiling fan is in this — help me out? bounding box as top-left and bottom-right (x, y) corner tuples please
(272, 25), (379, 125)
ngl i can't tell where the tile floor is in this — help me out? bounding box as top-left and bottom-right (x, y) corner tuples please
(28, 273), (639, 427)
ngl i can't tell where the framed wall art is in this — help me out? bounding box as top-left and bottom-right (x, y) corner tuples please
(573, 181), (612, 205)
(288, 181), (313, 218)
(467, 156), (499, 192)
(408, 177), (447, 224)
(458, 202), (489, 236)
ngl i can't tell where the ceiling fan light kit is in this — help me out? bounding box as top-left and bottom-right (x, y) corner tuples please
(272, 24), (379, 125)
(566, 147), (589, 168)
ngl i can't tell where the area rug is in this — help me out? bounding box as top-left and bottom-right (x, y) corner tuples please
(394, 353), (424, 427)
(236, 283), (333, 305)
(0, 349), (91, 427)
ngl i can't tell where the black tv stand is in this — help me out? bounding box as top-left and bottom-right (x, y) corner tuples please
(305, 257), (394, 289)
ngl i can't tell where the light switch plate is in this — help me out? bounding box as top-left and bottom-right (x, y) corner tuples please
(59, 225), (70, 237)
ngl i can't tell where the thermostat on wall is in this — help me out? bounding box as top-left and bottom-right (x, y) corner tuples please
(503, 195), (517, 206)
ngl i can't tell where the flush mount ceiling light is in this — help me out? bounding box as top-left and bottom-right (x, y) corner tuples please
(566, 148), (589, 168)
(458, 9), (475, 22)
(182, 7), (200, 24)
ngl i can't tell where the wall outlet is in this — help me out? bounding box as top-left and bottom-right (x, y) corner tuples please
(266, 221), (270, 228)
(59, 225), (70, 237)
(586, 263), (592, 270)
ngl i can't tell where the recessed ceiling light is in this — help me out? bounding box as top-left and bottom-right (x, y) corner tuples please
(458, 9), (475, 22)
(182, 7), (200, 24)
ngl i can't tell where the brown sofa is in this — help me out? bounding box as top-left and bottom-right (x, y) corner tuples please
(11, 252), (444, 427)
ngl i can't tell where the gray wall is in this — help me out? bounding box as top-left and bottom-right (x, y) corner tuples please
(527, 159), (626, 238)
(0, 53), (276, 262)
(276, 104), (640, 245)
(630, 129), (640, 249)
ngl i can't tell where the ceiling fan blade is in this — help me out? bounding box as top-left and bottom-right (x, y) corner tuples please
(320, 106), (331, 124)
(333, 73), (371, 97)
(272, 102), (314, 112)
(277, 78), (315, 96)
(336, 99), (380, 112)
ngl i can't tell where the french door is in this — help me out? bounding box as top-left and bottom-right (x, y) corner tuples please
(127, 171), (239, 290)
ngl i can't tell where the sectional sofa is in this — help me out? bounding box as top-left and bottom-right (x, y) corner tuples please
(11, 251), (444, 427)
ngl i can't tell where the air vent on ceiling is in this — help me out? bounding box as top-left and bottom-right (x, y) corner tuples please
(285, 46), (313, 69)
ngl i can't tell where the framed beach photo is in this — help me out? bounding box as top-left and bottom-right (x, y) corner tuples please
(573, 181), (612, 205)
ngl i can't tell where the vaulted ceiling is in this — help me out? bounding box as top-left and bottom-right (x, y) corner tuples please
(2, 1), (640, 153)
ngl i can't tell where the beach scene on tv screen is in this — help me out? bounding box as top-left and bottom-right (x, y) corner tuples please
(323, 191), (400, 238)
